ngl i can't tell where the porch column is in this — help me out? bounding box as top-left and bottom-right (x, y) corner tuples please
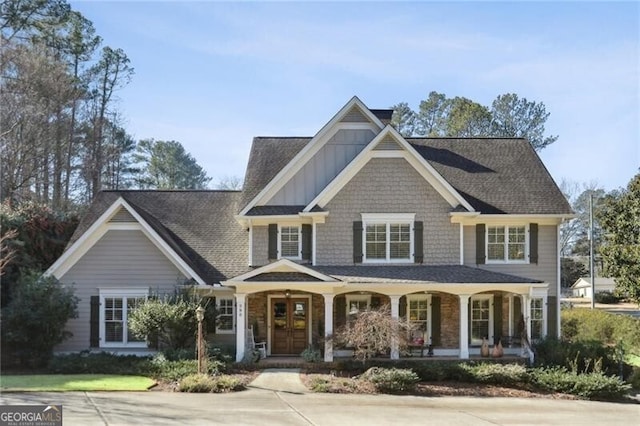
(235, 293), (247, 362)
(521, 294), (532, 346)
(323, 294), (334, 362)
(390, 295), (401, 360)
(459, 294), (470, 359)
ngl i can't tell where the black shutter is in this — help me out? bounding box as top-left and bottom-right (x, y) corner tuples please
(335, 296), (346, 329)
(529, 223), (539, 264)
(268, 224), (278, 260)
(90, 296), (100, 348)
(431, 296), (441, 346)
(547, 296), (557, 338)
(493, 294), (502, 345)
(414, 221), (424, 263)
(301, 224), (312, 262)
(476, 224), (486, 264)
(353, 221), (363, 263)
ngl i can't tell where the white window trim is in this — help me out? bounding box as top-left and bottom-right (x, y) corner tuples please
(530, 296), (547, 341)
(345, 294), (371, 317)
(485, 224), (529, 264)
(278, 224), (302, 260)
(406, 294), (432, 344)
(99, 288), (148, 348)
(470, 294), (494, 346)
(216, 297), (235, 334)
(361, 213), (415, 264)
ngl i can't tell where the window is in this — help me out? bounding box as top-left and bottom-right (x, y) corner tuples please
(362, 214), (414, 263)
(345, 295), (371, 320)
(470, 295), (493, 345)
(100, 289), (147, 348)
(216, 298), (235, 334)
(531, 298), (544, 340)
(407, 295), (431, 343)
(487, 225), (527, 262)
(279, 225), (301, 259)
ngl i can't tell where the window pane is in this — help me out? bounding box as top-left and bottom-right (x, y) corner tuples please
(105, 322), (123, 342)
(218, 298), (234, 331)
(487, 227), (505, 260)
(390, 223), (410, 259)
(471, 299), (490, 341)
(280, 226), (300, 257)
(508, 227), (526, 260)
(366, 224), (387, 259)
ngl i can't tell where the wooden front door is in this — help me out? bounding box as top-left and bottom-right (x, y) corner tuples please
(271, 298), (309, 355)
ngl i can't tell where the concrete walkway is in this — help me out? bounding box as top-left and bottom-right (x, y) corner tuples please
(248, 368), (308, 394)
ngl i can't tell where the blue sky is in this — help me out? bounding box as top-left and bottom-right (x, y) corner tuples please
(71, 1), (639, 191)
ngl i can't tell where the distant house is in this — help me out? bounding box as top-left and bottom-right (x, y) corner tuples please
(571, 277), (616, 298)
(46, 96), (573, 362)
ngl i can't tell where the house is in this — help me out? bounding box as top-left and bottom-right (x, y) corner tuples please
(46, 96), (573, 362)
(571, 277), (616, 298)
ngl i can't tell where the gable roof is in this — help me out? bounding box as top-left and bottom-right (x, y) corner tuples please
(239, 96), (384, 215)
(242, 136), (572, 215)
(62, 190), (250, 284)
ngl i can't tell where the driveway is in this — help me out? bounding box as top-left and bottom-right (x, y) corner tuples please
(1, 388), (638, 425)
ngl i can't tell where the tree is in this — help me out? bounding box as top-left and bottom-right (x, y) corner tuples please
(391, 92), (557, 151)
(389, 102), (416, 137)
(334, 304), (415, 363)
(1, 272), (79, 367)
(490, 93), (558, 150)
(561, 257), (588, 288)
(134, 139), (211, 189)
(598, 173), (640, 303)
(215, 175), (243, 190)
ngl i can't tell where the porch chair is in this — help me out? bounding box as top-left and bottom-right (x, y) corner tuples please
(247, 326), (267, 359)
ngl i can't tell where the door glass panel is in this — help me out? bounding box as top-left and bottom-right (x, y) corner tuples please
(293, 301), (306, 330)
(273, 302), (287, 330)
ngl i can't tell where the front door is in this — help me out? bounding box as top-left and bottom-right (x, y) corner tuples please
(271, 298), (308, 355)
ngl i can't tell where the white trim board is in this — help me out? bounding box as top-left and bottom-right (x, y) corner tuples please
(227, 258), (338, 282)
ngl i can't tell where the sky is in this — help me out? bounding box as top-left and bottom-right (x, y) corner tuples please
(70, 1), (639, 192)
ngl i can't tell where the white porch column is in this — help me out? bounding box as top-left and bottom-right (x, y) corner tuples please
(521, 294), (532, 344)
(235, 293), (247, 362)
(389, 295), (401, 360)
(459, 294), (470, 359)
(508, 294), (514, 338)
(323, 294), (334, 362)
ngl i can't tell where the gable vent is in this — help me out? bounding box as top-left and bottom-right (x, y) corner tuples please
(109, 207), (136, 223)
(340, 107), (369, 123)
(373, 136), (402, 151)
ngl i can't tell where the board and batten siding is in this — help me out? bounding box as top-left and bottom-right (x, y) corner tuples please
(267, 129), (375, 206)
(316, 157), (460, 265)
(56, 229), (186, 352)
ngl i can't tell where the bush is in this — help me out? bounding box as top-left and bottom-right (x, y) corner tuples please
(148, 354), (223, 381)
(360, 367), (419, 393)
(461, 363), (529, 387)
(48, 352), (150, 375)
(1, 272), (79, 367)
(128, 288), (216, 350)
(594, 291), (622, 304)
(530, 367), (630, 400)
(178, 374), (243, 393)
(301, 347), (322, 362)
(561, 309), (640, 354)
(533, 337), (622, 376)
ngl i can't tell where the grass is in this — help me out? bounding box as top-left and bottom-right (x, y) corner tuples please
(0, 374), (156, 391)
(626, 354), (640, 367)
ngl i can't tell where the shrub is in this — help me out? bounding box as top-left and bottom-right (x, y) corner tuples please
(530, 367), (630, 400)
(128, 287), (216, 350)
(461, 363), (529, 387)
(178, 374), (243, 393)
(561, 309), (640, 354)
(1, 272), (79, 367)
(594, 291), (622, 304)
(148, 354), (223, 381)
(301, 347), (322, 363)
(533, 337), (621, 376)
(360, 367), (419, 393)
(48, 352), (150, 375)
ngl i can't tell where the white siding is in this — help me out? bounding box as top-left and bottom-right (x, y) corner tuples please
(267, 129), (375, 205)
(56, 229), (185, 352)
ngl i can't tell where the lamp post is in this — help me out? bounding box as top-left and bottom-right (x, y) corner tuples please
(196, 306), (205, 374)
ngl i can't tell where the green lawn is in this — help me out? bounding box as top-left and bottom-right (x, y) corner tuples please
(627, 354), (640, 367)
(0, 374), (155, 391)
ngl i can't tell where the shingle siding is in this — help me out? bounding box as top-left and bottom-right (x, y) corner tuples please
(316, 157), (459, 265)
(56, 230), (185, 352)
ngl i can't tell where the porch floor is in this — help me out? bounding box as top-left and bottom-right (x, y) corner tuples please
(256, 355), (527, 368)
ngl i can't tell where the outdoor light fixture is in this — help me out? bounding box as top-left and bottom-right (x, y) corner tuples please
(195, 306), (205, 373)
(196, 306), (205, 322)
(285, 289), (291, 298)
